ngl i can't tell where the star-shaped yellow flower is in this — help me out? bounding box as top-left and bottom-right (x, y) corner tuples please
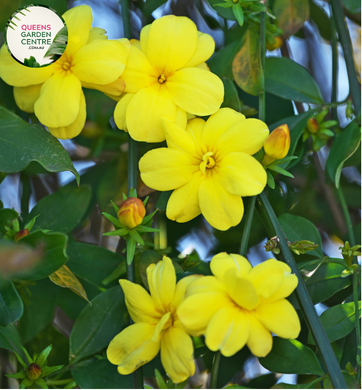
(177, 253), (301, 357)
(0, 5), (130, 139)
(113, 15), (224, 142)
(139, 108), (269, 230)
(107, 256), (199, 383)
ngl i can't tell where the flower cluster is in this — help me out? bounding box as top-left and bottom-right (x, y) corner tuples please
(108, 255), (300, 382)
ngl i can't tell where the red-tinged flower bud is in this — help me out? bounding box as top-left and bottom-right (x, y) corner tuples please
(266, 36), (283, 51)
(262, 124), (290, 165)
(117, 198), (146, 229)
(307, 118), (319, 134)
(14, 229), (29, 242)
(27, 363), (41, 381)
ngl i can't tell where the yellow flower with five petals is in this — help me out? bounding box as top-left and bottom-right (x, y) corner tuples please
(107, 256), (199, 383)
(177, 253), (301, 357)
(139, 108), (269, 231)
(113, 15), (224, 142)
(0, 5), (130, 139)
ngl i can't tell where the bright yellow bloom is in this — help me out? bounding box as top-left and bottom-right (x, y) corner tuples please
(262, 124), (291, 166)
(113, 15), (224, 142)
(139, 108), (269, 231)
(117, 197), (146, 229)
(177, 253), (300, 358)
(107, 256), (199, 383)
(0, 6), (130, 139)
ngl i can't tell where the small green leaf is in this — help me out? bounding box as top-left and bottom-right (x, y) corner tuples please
(6, 371), (27, 379)
(214, 2), (233, 8)
(126, 238), (136, 265)
(35, 345), (52, 368)
(268, 165), (295, 178)
(267, 171), (276, 189)
(40, 365), (64, 377)
(128, 229), (144, 245)
(232, 4), (244, 26)
(102, 212), (123, 228)
(20, 379), (33, 389)
(136, 226), (159, 233)
(103, 227), (128, 236)
(34, 377), (48, 389)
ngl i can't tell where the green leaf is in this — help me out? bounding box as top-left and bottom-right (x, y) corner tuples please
(208, 0), (236, 20)
(27, 185), (92, 233)
(267, 171), (276, 189)
(265, 58), (324, 104)
(268, 165), (294, 178)
(34, 377), (48, 389)
(0, 279), (23, 326)
(102, 212), (123, 228)
(221, 78), (241, 112)
(232, 4), (244, 26)
(156, 191), (172, 211)
(35, 345), (52, 368)
(0, 106), (79, 184)
(40, 365), (64, 377)
(305, 262), (352, 304)
(308, 302), (361, 344)
(126, 237), (136, 265)
(103, 228), (128, 237)
(66, 241), (126, 288)
(272, 377), (323, 388)
(128, 229), (144, 245)
(138, 250), (163, 290)
(0, 324), (28, 363)
(69, 286), (129, 364)
(20, 379), (34, 389)
(279, 214), (323, 258)
(71, 359), (133, 389)
(232, 28), (263, 96)
(19, 230), (68, 281)
(326, 121), (361, 188)
(273, 0), (310, 39)
(342, 0), (361, 13)
(6, 371), (27, 379)
(155, 369), (169, 389)
(309, 0), (331, 40)
(259, 337), (325, 375)
(0, 208), (18, 236)
(44, 25), (68, 57)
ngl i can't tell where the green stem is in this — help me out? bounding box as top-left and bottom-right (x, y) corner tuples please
(331, 17), (338, 122)
(121, 0), (132, 39)
(337, 186), (356, 247)
(259, 11), (266, 122)
(20, 172), (31, 221)
(353, 269), (361, 381)
(256, 192), (347, 389)
(330, 0), (361, 116)
(210, 351), (221, 389)
(239, 196), (256, 257)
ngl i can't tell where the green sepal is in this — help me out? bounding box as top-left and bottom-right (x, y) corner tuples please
(253, 148), (265, 162)
(142, 209), (158, 225)
(268, 165), (294, 178)
(128, 229), (144, 245)
(110, 200), (119, 213)
(14, 351), (28, 369)
(175, 380), (188, 389)
(20, 379), (33, 389)
(136, 225), (160, 233)
(5, 226), (15, 238)
(143, 196), (149, 206)
(320, 120), (338, 129)
(126, 238), (136, 265)
(129, 188), (137, 198)
(315, 108), (329, 123)
(24, 215), (39, 232)
(103, 227), (129, 237)
(6, 371), (27, 379)
(102, 263), (126, 286)
(40, 365), (64, 377)
(249, 2), (266, 12)
(34, 377), (48, 389)
(302, 131), (310, 142)
(341, 264), (359, 278)
(269, 156), (298, 166)
(102, 212), (123, 228)
(35, 345), (52, 368)
(21, 346), (33, 364)
(232, 4), (244, 26)
(122, 193), (127, 201)
(318, 129), (335, 137)
(214, 2), (233, 8)
(155, 369), (169, 389)
(267, 171), (276, 189)
(12, 219), (20, 233)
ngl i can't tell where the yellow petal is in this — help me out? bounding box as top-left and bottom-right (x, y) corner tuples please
(0, 45), (53, 87)
(162, 117), (196, 156)
(196, 62), (210, 71)
(114, 93), (135, 131)
(166, 171), (203, 223)
(202, 108), (245, 151)
(255, 299), (301, 339)
(247, 259), (285, 299)
(246, 312), (273, 357)
(210, 253), (252, 281)
(217, 118), (269, 157)
(140, 24), (151, 54)
(13, 84), (42, 113)
(119, 279), (160, 324)
(87, 27), (107, 43)
(107, 323), (160, 374)
(223, 269), (258, 311)
(34, 73), (82, 128)
(127, 84), (180, 142)
(177, 291), (233, 336)
(151, 313), (171, 343)
(122, 45), (157, 93)
(82, 76), (125, 96)
(167, 67), (223, 116)
(140, 148), (197, 191)
(117, 38), (132, 56)
(186, 275), (226, 296)
(73, 40), (128, 85)
(184, 32), (215, 67)
(146, 15), (198, 74)
(171, 275), (203, 311)
(198, 176), (244, 231)
(186, 118), (207, 156)
(218, 152), (267, 196)
(265, 274), (298, 303)
(205, 307), (250, 357)
(161, 327), (195, 383)
(146, 256), (176, 312)
(48, 90), (86, 139)
(62, 5), (92, 57)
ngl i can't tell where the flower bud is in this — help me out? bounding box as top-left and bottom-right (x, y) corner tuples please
(262, 124), (290, 165)
(14, 229), (29, 242)
(27, 363), (41, 381)
(307, 118), (319, 134)
(266, 36), (283, 51)
(117, 198), (146, 229)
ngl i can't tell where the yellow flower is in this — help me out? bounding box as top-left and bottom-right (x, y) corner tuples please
(177, 253), (300, 358)
(262, 124), (291, 166)
(0, 5), (130, 139)
(113, 15), (224, 142)
(107, 256), (199, 383)
(117, 197), (146, 229)
(139, 108), (269, 231)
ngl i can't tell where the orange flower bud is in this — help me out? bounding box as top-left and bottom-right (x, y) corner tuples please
(266, 36), (283, 51)
(262, 124), (290, 165)
(14, 229), (29, 242)
(307, 118), (319, 134)
(117, 198), (146, 229)
(27, 363), (41, 381)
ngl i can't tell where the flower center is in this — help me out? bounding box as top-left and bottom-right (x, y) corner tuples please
(62, 61), (71, 71)
(158, 74), (166, 84)
(200, 151), (216, 174)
